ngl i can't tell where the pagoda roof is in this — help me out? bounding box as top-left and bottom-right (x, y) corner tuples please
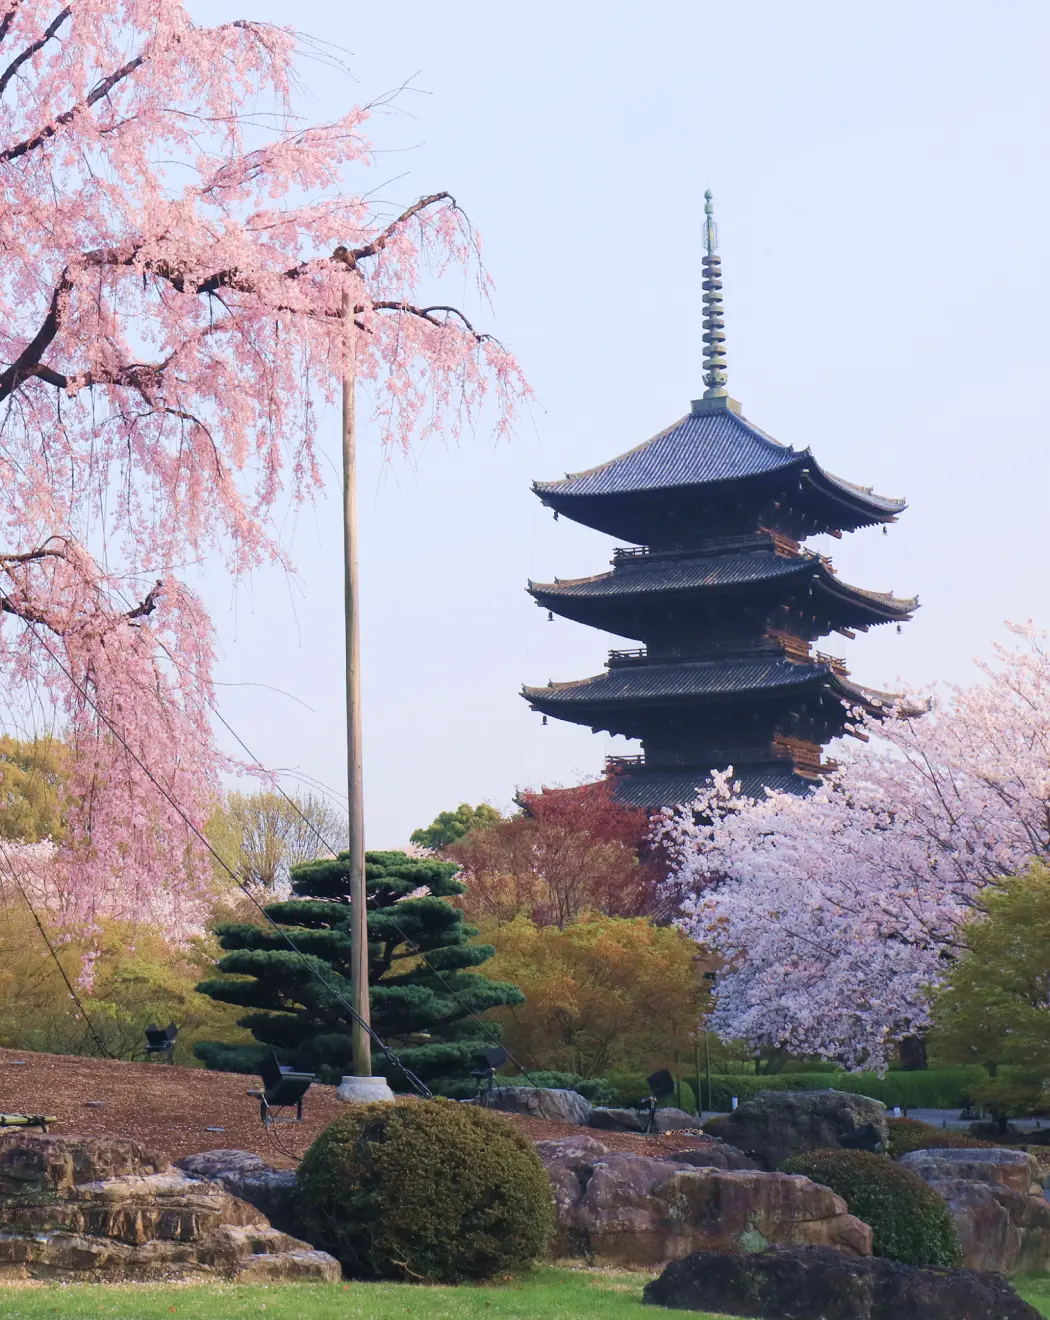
(533, 401), (904, 525)
(523, 656), (894, 711)
(529, 545), (916, 623)
(610, 763), (812, 809)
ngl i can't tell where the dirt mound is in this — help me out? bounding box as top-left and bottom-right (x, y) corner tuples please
(0, 1047), (711, 1166)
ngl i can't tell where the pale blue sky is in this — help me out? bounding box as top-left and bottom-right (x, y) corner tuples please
(194, 0), (1050, 845)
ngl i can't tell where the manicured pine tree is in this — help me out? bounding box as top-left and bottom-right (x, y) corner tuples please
(195, 850), (523, 1091)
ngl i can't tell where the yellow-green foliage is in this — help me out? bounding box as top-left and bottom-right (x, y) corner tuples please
(0, 735), (69, 842)
(478, 914), (708, 1079)
(0, 896), (251, 1063)
(295, 1099), (555, 1282)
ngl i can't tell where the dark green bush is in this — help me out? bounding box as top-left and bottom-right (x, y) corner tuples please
(886, 1116), (997, 1157)
(295, 1098), (555, 1282)
(780, 1148), (962, 1267)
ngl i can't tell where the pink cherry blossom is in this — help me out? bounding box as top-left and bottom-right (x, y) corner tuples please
(659, 623), (1050, 1071)
(0, 0), (527, 933)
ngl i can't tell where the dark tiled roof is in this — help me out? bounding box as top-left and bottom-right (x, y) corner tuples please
(534, 410), (799, 497)
(610, 764), (813, 809)
(529, 547), (917, 619)
(524, 657), (831, 704)
(533, 405), (905, 517)
(531, 549), (808, 598)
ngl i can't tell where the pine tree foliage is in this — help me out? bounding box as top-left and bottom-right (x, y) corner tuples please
(195, 850), (523, 1089)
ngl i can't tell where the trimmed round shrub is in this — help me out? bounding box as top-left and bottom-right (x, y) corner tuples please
(780, 1148), (962, 1267)
(886, 1116), (997, 1158)
(295, 1098), (555, 1282)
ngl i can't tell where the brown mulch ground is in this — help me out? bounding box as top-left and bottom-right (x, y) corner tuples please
(0, 1046), (712, 1168)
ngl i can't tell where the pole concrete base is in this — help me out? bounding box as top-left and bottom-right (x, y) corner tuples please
(336, 1075), (395, 1104)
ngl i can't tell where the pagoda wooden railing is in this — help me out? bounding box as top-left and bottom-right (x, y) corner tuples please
(608, 647), (648, 666)
(814, 649), (849, 676)
(772, 734), (835, 780)
(613, 531), (813, 562)
(767, 630), (848, 675)
(605, 754), (645, 771)
(757, 527), (802, 558)
(766, 628), (812, 664)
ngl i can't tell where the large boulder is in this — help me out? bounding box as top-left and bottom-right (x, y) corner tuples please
(667, 1142), (761, 1172)
(480, 1085), (592, 1126)
(175, 1149), (298, 1234)
(642, 1244), (1041, 1318)
(589, 1105), (700, 1135)
(589, 1106), (646, 1133)
(900, 1147), (1050, 1275)
(0, 1133), (339, 1283)
(704, 1090), (888, 1170)
(537, 1135), (871, 1269)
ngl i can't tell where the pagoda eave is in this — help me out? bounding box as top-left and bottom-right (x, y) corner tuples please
(528, 554), (916, 632)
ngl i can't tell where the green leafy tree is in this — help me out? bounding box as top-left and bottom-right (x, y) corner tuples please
(410, 802), (501, 852)
(207, 789), (349, 892)
(194, 850), (523, 1091)
(930, 863), (1050, 1125)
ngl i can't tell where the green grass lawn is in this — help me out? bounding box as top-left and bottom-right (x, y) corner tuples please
(2, 1268), (1050, 1319)
(0, 1270), (658, 1320)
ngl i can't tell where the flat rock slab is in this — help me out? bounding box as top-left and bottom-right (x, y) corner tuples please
(900, 1147), (1040, 1195)
(0, 1132), (338, 1283)
(480, 1086), (592, 1126)
(175, 1149), (298, 1234)
(642, 1244), (1042, 1319)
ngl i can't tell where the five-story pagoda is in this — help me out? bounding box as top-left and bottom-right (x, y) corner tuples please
(523, 193), (917, 809)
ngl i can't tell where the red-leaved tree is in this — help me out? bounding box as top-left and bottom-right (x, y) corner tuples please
(447, 778), (664, 928)
(0, 0), (525, 931)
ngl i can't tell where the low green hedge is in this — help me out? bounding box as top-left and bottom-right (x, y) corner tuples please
(780, 1148), (962, 1267)
(691, 1068), (985, 1113)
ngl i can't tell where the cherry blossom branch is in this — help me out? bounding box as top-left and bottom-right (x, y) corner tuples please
(0, 51), (146, 162)
(0, 5), (69, 97)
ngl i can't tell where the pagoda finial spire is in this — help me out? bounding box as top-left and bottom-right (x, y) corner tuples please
(701, 189), (728, 398)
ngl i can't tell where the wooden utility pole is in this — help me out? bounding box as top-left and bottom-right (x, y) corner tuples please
(342, 292), (371, 1076)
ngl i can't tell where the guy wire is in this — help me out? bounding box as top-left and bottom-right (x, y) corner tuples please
(0, 834), (116, 1060)
(210, 704), (550, 1093)
(14, 616), (431, 1100)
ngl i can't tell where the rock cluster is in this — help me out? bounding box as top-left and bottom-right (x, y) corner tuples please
(536, 1134), (871, 1269)
(900, 1147), (1050, 1275)
(641, 1244), (1041, 1319)
(702, 1090), (888, 1170)
(0, 1132), (339, 1283)
(479, 1085), (700, 1135)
